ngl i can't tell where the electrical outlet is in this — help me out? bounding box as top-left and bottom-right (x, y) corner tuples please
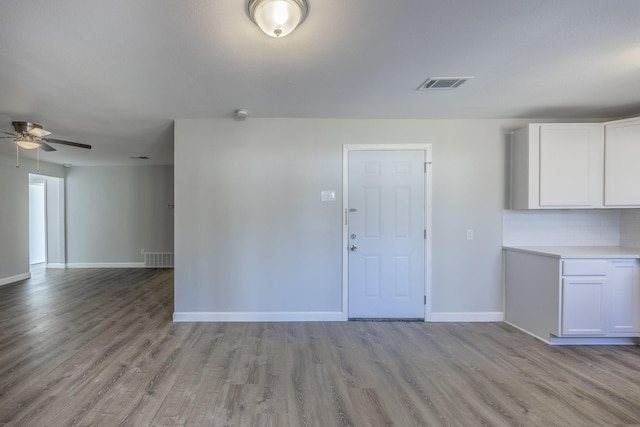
(466, 229), (474, 241)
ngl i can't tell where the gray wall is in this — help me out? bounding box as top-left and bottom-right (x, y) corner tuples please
(66, 165), (174, 264)
(0, 154), (65, 283)
(1, 158), (174, 283)
(174, 118), (527, 316)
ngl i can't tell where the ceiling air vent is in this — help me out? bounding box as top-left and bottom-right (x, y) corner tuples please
(417, 77), (473, 90)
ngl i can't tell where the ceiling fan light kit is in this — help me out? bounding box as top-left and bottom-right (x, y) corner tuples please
(248, 0), (308, 38)
(15, 135), (41, 150)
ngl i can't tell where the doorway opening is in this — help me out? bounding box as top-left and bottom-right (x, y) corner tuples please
(28, 173), (66, 271)
(29, 178), (46, 265)
(342, 144), (433, 321)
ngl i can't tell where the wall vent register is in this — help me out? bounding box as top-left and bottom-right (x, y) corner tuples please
(417, 77), (473, 90)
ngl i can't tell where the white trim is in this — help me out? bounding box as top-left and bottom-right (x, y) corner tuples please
(66, 262), (146, 269)
(424, 147), (433, 321)
(506, 320), (639, 345)
(548, 336), (639, 346)
(173, 311), (344, 322)
(342, 144), (433, 322)
(430, 311), (504, 322)
(46, 263), (66, 269)
(0, 272), (31, 287)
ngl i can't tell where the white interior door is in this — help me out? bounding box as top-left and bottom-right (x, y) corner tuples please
(347, 150), (426, 319)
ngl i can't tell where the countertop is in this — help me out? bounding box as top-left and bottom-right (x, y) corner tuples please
(503, 246), (640, 259)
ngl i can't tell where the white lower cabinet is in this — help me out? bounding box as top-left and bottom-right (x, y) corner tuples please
(504, 249), (640, 344)
(562, 277), (606, 335)
(561, 260), (607, 336)
(561, 259), (639, 337)
(606, 261), (640, 334)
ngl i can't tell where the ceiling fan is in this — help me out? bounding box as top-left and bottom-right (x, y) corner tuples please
(1, 121), (91, 152)
(1, 121), (91, 170)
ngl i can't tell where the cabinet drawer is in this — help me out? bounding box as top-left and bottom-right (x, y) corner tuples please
(562, 260), (608, 276)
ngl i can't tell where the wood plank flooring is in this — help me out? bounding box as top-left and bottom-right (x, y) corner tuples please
(1, 267), (640, 426)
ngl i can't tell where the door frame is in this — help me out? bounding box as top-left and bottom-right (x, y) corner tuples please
(342, 144), (433, 321)
(28, 178), (48, 266)
(29, 173), (66, 269)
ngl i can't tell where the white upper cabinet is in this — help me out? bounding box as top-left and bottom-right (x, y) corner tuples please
(510, 123), (604, 209)
(604, 117), (640, 207)
(539, 125), (604, 207)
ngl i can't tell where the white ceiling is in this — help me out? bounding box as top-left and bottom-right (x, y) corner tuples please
(1, 0), (639, 166)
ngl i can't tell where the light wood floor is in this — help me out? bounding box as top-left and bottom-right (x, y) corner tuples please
(1, 268), (639, 426)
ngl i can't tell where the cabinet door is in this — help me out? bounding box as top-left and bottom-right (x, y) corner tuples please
(562, 278), (605, 335)
(604, 119), (640, 206)
(606, 261), (640, 334)
(539, 124), (603, 207)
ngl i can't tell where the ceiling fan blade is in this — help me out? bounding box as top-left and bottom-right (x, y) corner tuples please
(40, 141), (57, 152)
(42, 138), (92, 149)
(2, 131), (17, 137)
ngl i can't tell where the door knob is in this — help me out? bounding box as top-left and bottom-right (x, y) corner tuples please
(350, 244), (357, 252)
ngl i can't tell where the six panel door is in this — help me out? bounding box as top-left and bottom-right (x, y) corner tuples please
(348, 150), (425, 319)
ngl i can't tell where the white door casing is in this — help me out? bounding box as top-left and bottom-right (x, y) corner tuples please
(29, 182), (47, 265)
(342, 144), (432, 320)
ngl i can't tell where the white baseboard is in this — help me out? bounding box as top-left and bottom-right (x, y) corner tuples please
(66, 262), (146, 269)
(548, 336), (639, 346)
(504, 321), (639, 346)
(0, 272), (31, 287)
(429, 311), (504, 322)
(174, 311), (504, 323)
(46, 263), (66, 269)
(173, 311), (345, 322)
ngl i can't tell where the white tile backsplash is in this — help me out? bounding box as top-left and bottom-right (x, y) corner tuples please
(503, 210), (622, 246)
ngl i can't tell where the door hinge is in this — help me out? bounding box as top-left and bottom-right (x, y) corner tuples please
(424, 295), (427, 305)
(424, 162), (427, 173)
(424, 229), (427, 239)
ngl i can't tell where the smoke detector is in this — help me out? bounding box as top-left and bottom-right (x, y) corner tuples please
(234, 109), (249, 121)
(417, 77), (473, 90)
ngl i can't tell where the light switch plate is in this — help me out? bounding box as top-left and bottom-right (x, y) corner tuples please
(321, 190), (336, 201)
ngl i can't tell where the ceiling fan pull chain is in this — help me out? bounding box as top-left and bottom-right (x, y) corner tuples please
(37, 147), (40, 171)
(16, 144), (19, 168)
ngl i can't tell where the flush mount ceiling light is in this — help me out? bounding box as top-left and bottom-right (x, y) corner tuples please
(248, 0), (308, 38)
